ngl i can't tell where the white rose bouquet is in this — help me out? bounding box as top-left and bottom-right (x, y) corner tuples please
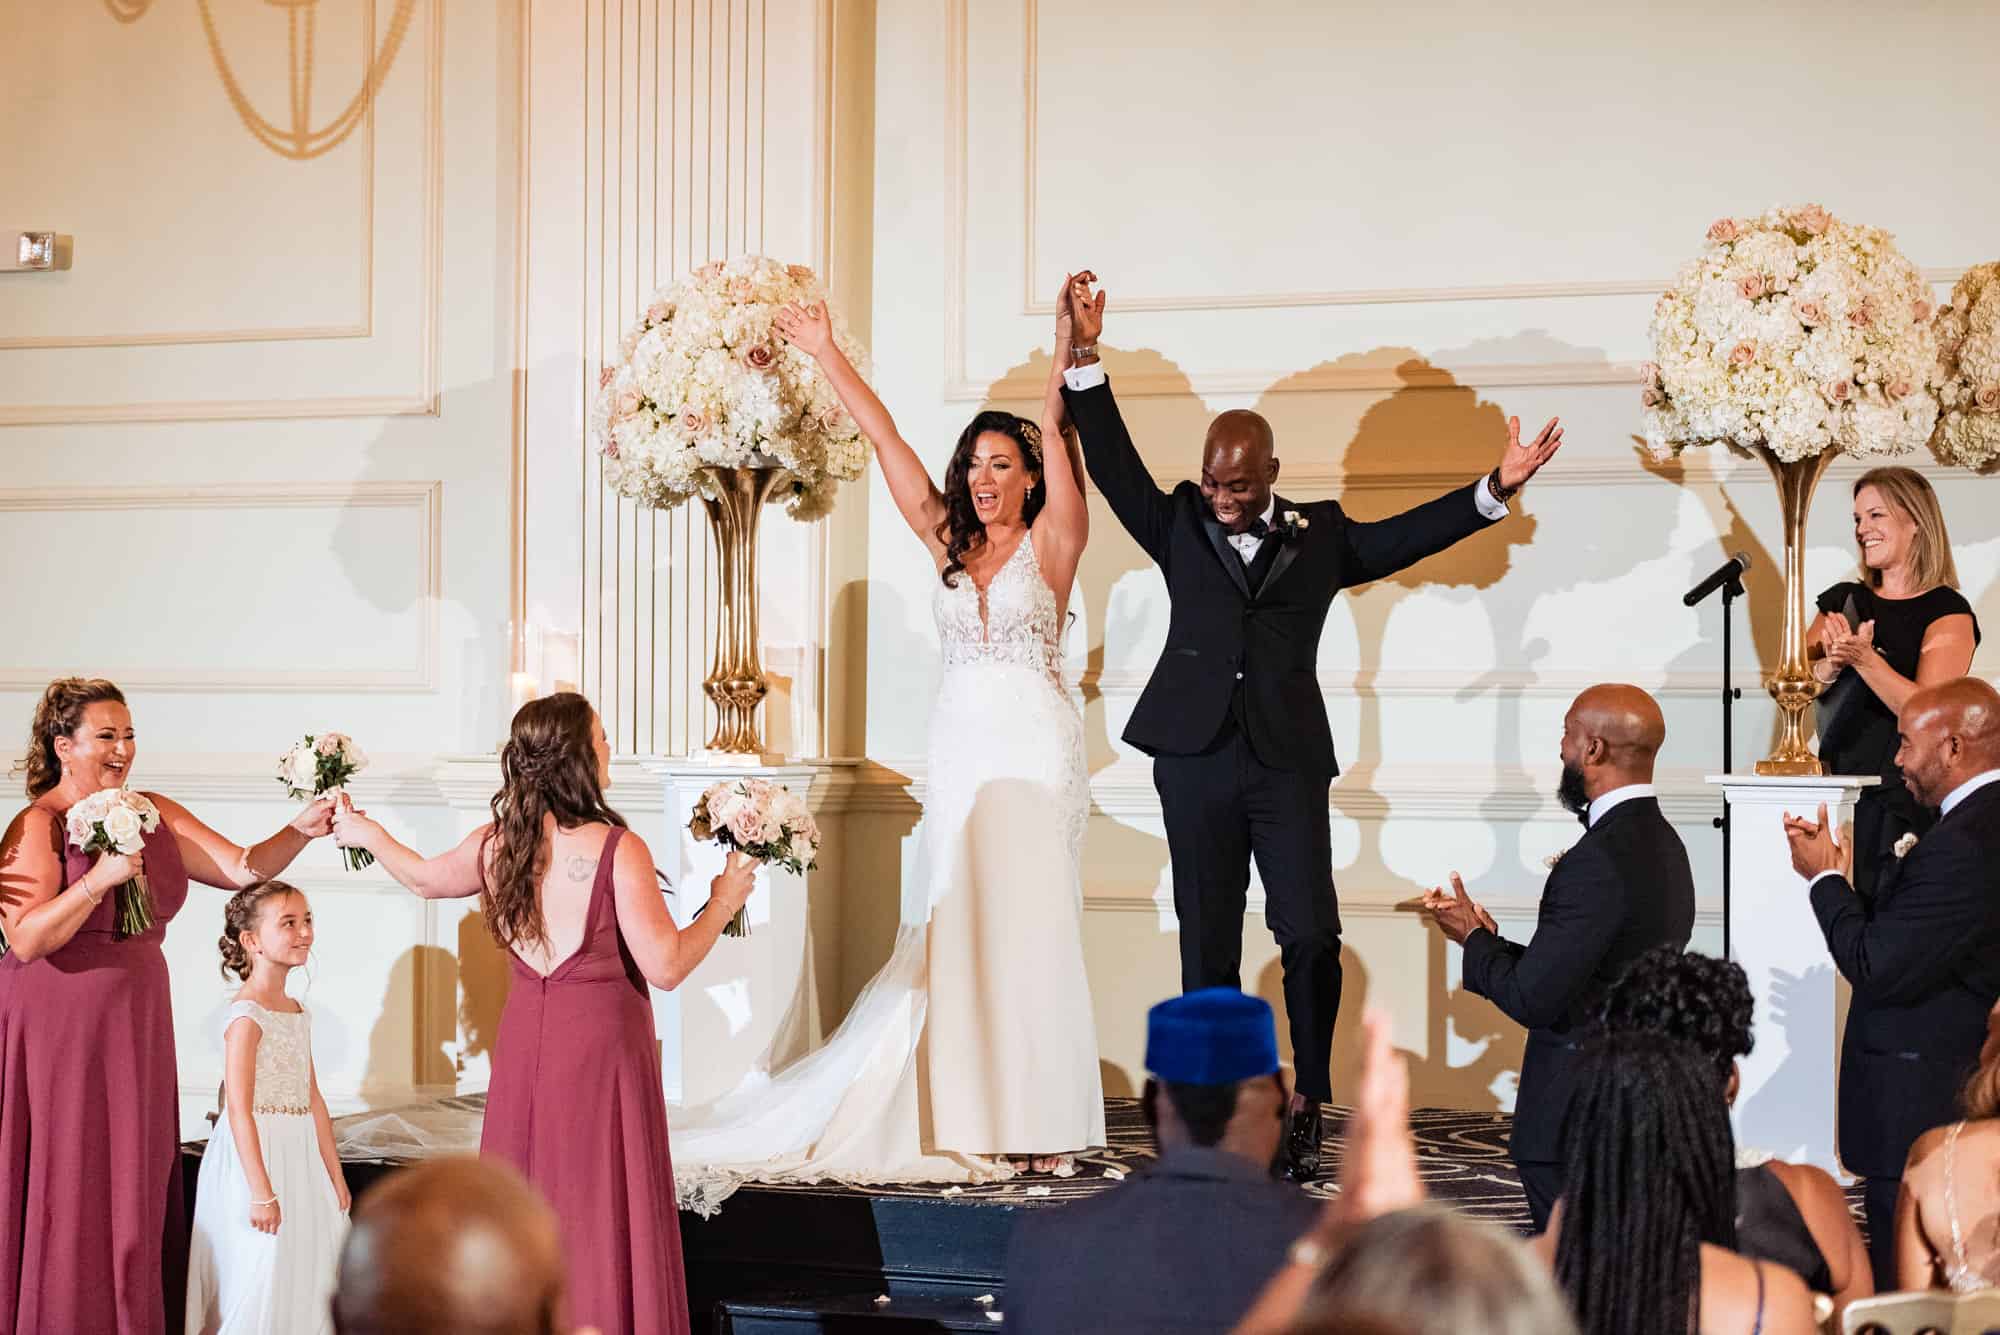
(1644, 204), (1940, 462)
(592, 255), (871, 522)
(687, 777), (820, 937)
(65, 787), (162, 938)
(1930, 262), (2000, 470)
(277, 732), (372, 869)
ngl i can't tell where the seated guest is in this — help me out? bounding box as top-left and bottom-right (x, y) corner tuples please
(1423, 684), (1695, 1229)
(1286, 1206), (1577, 1335)
(1598, 946), (1871, 1316)
(331, 1156), (595, 1335)
(1897, 998), (2000, 1290)
(1784, 676), (2000, 1288)
(1004, 988), (1317, 1334)
(1234, 1012), (1569, 1335)
(1545, 1034), (1815, 1335)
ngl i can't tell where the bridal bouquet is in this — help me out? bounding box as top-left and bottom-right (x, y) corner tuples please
(1930, 262), (2000, 470)
(278, 732), (373, 870)
(592, 255), (870, 522)
(66, 787), (162, 938)
(1644, 204), (1940, 461)
(687, 777), (820, 937)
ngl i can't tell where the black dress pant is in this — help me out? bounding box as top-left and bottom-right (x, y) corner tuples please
(1863, 1173), (1900, 1291)
(1516, 1159), (1564, 1234)
(1153, 718), (1342, 1102)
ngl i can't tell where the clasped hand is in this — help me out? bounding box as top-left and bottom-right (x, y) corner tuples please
(1782, 802), (1854, 883)
(1420, 872), (1497, 945)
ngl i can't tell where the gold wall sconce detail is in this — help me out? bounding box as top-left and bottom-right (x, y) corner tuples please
(4, 233), (73, 272)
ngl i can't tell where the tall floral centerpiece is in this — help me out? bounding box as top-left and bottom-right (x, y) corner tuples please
(593, 256), (868, 756)
(1930, 263), (2000, 472)
(1644, 204), (1940, 774)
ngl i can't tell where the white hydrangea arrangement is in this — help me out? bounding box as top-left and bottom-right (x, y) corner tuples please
(1643, 204), (1940, 462)
(592, 256), (870, 522)
(1930, 262), (2000, 470)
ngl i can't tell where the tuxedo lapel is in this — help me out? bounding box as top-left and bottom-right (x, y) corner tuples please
(1200, 515), (1252, 599)
(1256, 497), (1305, 600)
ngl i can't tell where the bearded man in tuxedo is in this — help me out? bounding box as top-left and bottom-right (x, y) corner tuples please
(1056, 272), (1563, 1179)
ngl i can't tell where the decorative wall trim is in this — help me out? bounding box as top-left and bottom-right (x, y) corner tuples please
(0, 481), (442, 692)
(0, 0), (444, 424)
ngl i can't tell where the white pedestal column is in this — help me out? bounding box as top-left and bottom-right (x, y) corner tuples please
(1708, 773), (1876, 1174)
(636, 759), (826, 1107)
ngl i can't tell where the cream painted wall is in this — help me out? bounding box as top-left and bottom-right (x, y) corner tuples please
(840, 0), (2000, 1110)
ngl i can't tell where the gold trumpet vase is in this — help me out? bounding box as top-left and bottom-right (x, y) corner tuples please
(698, 465), (784, 757)
(1754, 447), (1835, 776)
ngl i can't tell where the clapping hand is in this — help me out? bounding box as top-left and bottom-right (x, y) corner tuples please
(1420, 872), (1498, 945)
(1782, 802), (1853, 883)
(772, 301), (833, 359)
(1820, 613), (1878, 671)
(1496, 416), (1564, 492)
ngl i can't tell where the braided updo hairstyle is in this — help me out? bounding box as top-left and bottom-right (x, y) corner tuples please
(485, 693), (626, 952)
(1597, 946), (1755, 1084)
(21, 677), (126, 798)
(219, 880), (304, 980)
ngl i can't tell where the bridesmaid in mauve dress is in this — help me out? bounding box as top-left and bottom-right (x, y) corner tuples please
(333, 692), (757, 1335)
(0, 678), (335, 1334)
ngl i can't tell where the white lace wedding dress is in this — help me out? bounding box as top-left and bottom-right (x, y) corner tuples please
(673, 533), (1105, 1216)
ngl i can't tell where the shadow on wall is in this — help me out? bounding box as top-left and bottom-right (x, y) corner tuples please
(457, 909), (511, 1078)
(361, 944), (459, 1104)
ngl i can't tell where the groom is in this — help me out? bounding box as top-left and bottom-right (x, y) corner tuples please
(1056, 272), (1562, 1179)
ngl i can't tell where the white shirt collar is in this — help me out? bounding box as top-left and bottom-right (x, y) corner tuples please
(1941, 769), (2000, 817)
(1587, 783), (1655, 828)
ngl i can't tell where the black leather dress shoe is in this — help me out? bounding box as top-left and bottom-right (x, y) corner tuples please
(1282, 1099), (1324, 1182)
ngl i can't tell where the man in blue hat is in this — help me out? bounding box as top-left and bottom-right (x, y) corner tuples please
(1003, 989), (1319, 1333)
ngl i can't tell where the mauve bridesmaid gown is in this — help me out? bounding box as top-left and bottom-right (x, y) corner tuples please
(0, 802), (191, 1334)
(480, 826), (690, 1335)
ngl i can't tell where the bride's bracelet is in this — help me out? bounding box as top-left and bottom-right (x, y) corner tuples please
(250, 1194), (278, 1208)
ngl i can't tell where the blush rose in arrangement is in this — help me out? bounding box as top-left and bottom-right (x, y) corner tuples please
(277, 733), (372, 869)
(687, 777), (820, 937)
(65, 787), (163, 938)
(1931, 262), (2000, 470)
(593, 255), (871, 522)
(1644, 203), (1940, 462)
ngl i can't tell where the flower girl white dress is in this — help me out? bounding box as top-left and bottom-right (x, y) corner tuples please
(186, 1001), (348, 1335)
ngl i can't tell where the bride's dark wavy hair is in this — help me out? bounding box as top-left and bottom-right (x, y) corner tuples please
(484, 692), (625, 951)
(935, 410), (1045, 588)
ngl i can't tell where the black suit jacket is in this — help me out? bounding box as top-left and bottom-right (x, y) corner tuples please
(1063, 378), (1500, 774)
(1003, 1146), (1319, 1334)
(1460, 795), (1696, 1164)
(1811, 779), (2000, 1179)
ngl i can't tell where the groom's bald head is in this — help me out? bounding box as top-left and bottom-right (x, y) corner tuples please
(1201, 410), (1279, 535)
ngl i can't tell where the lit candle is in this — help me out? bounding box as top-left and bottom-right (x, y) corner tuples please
(508, 672), (539, 719)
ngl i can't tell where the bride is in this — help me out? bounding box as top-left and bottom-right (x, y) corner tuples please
(671, 283), (1105, 1213)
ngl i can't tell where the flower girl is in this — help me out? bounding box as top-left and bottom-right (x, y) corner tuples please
(186, 881), (351, 1335)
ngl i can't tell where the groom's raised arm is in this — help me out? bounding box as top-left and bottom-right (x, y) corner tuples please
(1061, 366), (1172, 566)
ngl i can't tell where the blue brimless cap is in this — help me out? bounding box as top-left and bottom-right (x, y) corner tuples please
(1144, 987), (1280, 1086)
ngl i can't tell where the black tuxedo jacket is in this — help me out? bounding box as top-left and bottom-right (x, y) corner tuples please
(1003, 1146), (1319, 1334)
(1063, 378), (1501, 775)
(1811, 780), (2000, 1179)
(1460, 795), (1696, 1165)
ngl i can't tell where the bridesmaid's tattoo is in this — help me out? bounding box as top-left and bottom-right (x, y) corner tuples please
(565, 855), (598, 882)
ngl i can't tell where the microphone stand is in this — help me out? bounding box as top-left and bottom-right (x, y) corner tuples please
(1710, 572), (1746, 958)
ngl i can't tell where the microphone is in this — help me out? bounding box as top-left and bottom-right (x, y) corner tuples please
(1684, 552), (1751, 607)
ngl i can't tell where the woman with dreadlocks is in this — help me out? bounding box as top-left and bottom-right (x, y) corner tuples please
(1541, 1033), (1816, 1335)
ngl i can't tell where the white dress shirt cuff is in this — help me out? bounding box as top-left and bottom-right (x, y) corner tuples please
(1474, 474), (1510, 521)
(1808, 869), (1846, 890)
(1062, 361), (1107, 392)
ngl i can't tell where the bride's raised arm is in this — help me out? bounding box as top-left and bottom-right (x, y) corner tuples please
(1034, 274), (1091, 564)
(774, 301), (946, 552)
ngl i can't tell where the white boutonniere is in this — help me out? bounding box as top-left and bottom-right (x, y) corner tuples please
(1544, 847), (1569, 869)
(1282, 509), (1309, 531)
(1894, 832), (1920, 859)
